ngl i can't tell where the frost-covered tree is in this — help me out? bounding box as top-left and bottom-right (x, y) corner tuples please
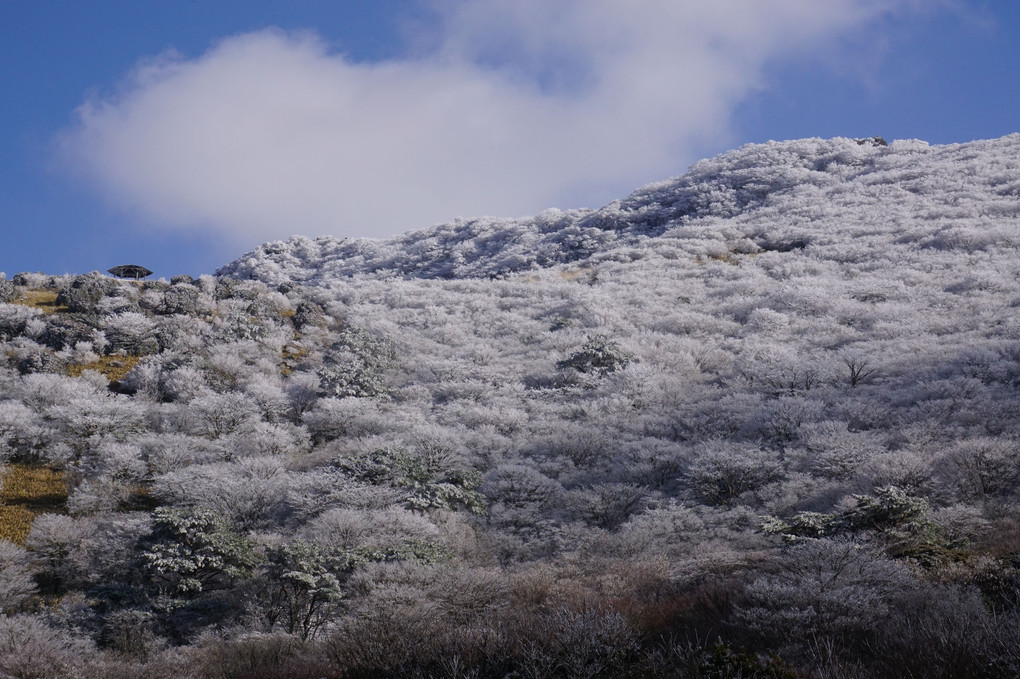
(557, 334), (634, 376)
(331, 446), (484, 515)
(141, 507), (260, 599)
(684, 441), (783, 505)
(0, 615), (96, 678)
(0, 540), (37, 612)
(254, 541), (354, 640)
(735, 539), (915, 653)
(24, 513), (92, 593)
(152, 457), (293, 530)
(317, 326), (396, 398)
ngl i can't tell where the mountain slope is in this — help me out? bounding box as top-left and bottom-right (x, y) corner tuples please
(1, 134), (1019, 676)
(218, 134), (1020, 285)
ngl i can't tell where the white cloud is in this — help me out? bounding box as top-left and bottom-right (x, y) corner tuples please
(59, 0), (916, 246)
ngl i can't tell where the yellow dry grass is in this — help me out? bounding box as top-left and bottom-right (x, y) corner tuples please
(558, 267), (595, 281)
(0, 506), (34, 545)
(0, 464), (67, 544)
(13, 288), (66, 314)
(280, 341), (309, 376)
(66, 354), (141, 381)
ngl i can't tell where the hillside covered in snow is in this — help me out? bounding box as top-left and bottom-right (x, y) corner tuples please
(0, 134), (1018, 677)
(220, 134), (1020, 284)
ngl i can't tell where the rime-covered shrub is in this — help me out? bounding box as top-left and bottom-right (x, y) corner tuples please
(734, 342), (826, 396)
(140, 433), (223, 474)
(0, 303), (41, 340)
(0, 540), (38, 612)
(332, 447), (484, 515)
(0, 277), (17, 303)
(317, 326), (395, 398)
(161, 365), (209, 402)
(302, 397), (390, 442)
(746, 396), (823, 451)
(254, 541), (354, 640)
(566, 482), (650, 529)
(182, 391), (260, 439)
(557, 334), (634, 375)
(39, 313), (100, 351)
(65, 512), (151, 591)
(0, 399), (44, 460)
(616, 501), (707, 555)
(300, 507), (441, 554)
(45, 393), (146, 460)
(684, 441), (783, 505)
(482, 463), (565, 540)
(24, 513), (93, 593)
(152, 457), (293, 530)
(734, 539), (915, 655)
(798, 420), (883, 480)
(216, 303), (275, 342)
(56, 272), (115, 313)
(0, 615), (96, 678)
(292, 300), (329, 329)
(937, 436), (1020, 501)
(155, 315), (208, 353)
(141, 507), (260, 599)
(225, 421), (310, 459)
(104, 312), (159, 356)
(155, 284), (201, 316)
(97, 289), (141, 315)
(67, 476), (133, 515)
(241, 376), (291, 423)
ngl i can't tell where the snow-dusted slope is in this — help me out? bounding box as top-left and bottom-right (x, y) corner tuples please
(3, 134), (1019, 675)
(218, 135), (1020, 285)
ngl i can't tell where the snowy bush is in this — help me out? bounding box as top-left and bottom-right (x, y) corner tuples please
(557, 334), (635, 376)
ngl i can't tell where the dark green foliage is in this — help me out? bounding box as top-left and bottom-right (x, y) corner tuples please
(141, 507), (261, 599)
(258, 542), (355, 640)
(332, 447), (484, 514)
(354, 538), (450, 564)
(558, 334), (634, 375)
(764, 486), (954, 567)
(697, 642), (798, 679)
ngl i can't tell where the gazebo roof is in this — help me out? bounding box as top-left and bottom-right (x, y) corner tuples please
(107, 264), (153, 279)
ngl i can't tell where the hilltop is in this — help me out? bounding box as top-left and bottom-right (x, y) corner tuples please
(220, 134), (1020, 284)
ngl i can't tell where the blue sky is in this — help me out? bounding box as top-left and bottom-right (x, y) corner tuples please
(1, 1), (1017, 279)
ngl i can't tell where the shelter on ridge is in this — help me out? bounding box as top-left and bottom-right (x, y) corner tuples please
(107, 265), (153, 280)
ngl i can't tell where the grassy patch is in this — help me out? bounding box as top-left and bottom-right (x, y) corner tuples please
(66, 355), (141, 382)
(0, 464), (67, 543)
(280, 342), (309, 376)
(13, 288), (66, 314)
(559, 267), (595, 281)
